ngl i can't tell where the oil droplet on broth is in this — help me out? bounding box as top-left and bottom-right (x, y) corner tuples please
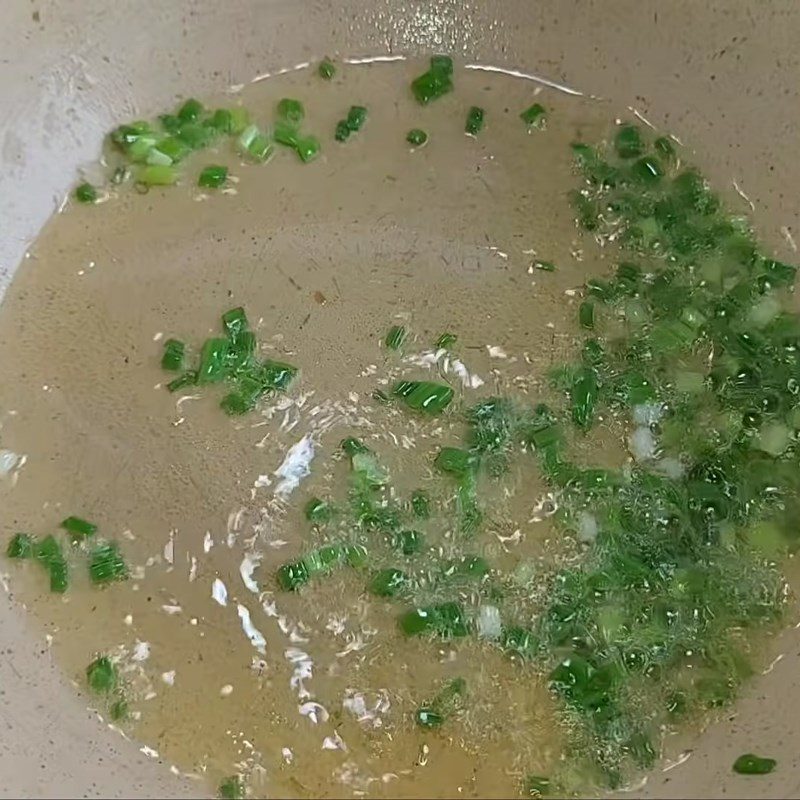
(0, 59), (618, 797)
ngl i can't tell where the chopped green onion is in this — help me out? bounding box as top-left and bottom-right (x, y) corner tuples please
(227, 107), (251, 134)
(654, 135), (676, 159)
(261, 359), (298, 391)
(674, 370), (706, 394)
(219, 777), (244, 800)
(88, 541), (128, 584)
(434, 447), (476, 477)
(126, 139), (160, 163)
(61, 516), (97, 543)
(648, 318), (697, 353)
(520, 103), (547, 129)
(278, 542), (362, 590)
(227, 331), (256, 372)
(110, 121), (157, 153)
(274, 121), (300, 149)
(207, 108), (234, 133)
(406, 128), (428, 147)
(137, 165), (178, 186)
(6, 532), (35, 559)
(197, 338), (230, 383)
(535, 260), (556, 272)
(276, 98), (305, 126)
(75, 182), (98, 203)
(393, 529), (424, 555)
(295, 136), (321, 163)
(277, 560), (310, 591)
(392, 380), (454, 414)
(341, 437), (369, 456)
(359, 506), (401, 534)
(109, 696), (129, 721)
(415, 677), (465, 727)
(224, 374), (264, 410)
(150, 136), (191, 164)
(344, 544), (368, 568)
(631, 155), (664, 184)
(177, 98), (203, 123)
(167, 370), (197, 393)
(238, 124), (274, 162)
(524, 775), (552, 797)
(161, 338), (185, 371)
(159, 114), (181, 134)
(198, 165), (228, 188)
(146, 147), (176, 168)
(614, 124), (644, 158)
(303, 544), (344, 575)
(430, 55), (453, 74)
(411, 55), (454, 104)
(579, 301), (595, 330)
(175, 121), (217, 149)
(369, 567), (408, 598)
(410, 489), (430, 518)
(221, 380), (260, 415)
(351, 450), (389, 487)
(411, 70), (452, 105)
(86, 656), (117, 693)
(430, 53), (453, 76)
(334, 104), (367, 143)
(305, 497), (333, 524)
(221, 306), (248, 339)
(457, 479), (482, 535)
(436, 332), (457, 349)
(465, 106), (485, 136)
(346, 105), (367, 132)
(570, 367), (598, 430)
(501, 626), (539, 660)
(35, 535), (68, 593)
(756, 422), (791, 456)
(385, 325), (407, 350)
(219, 392), (253, 416)
(399, 602), (468, 637)
(759, 258), (797, 289)
(585, 277), (612, 301)
(442, 554), (489, 578)
(732, 754), (776, 775)
(581, 338), (604, 367)
(318, 59), (336, 80)
(335, 120), (351, 142)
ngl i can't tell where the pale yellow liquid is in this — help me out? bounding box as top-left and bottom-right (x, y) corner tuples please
(0, 59), (640, 797)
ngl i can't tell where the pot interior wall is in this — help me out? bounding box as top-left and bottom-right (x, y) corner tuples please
(1, 1), (798, 797)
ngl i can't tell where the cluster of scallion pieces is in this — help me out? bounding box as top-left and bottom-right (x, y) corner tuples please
(73, 85), (329, 203)
(406, 55), (546, 145)
(218, 775), (245, 800)
(274, 430), (488, 732)
(275, 425), (484, 598)
(73, 54), (548, 200)
(502, 123), (797, 790)
(160, 306), (298, 415)
(274, 126), (797, 791)
(6, 517), (128, 592)
(271, 329), (492, 618)
(275, 404), (504, 618)
(86, 655), (129, 722)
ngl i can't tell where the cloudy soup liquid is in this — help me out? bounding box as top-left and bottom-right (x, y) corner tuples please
(1, 57), (795, 798)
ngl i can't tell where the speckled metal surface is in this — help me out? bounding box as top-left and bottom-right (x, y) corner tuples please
(1, 1), (799, 797)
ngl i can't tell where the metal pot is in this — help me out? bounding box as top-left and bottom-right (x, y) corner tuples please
(0, 2), (797, 797)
